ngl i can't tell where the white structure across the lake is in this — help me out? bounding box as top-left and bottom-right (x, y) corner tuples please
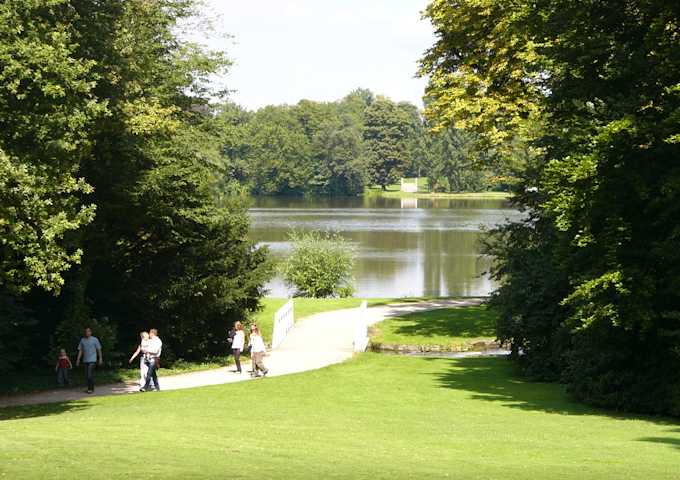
(400, 177), (419, 193)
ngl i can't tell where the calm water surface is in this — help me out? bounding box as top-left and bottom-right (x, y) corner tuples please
(248, 196), (522, 298)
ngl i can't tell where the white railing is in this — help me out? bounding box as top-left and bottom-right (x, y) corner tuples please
(271, 299), (294, 349)
(353, 300), (369, 352)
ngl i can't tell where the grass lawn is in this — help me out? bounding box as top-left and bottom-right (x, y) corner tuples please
(256, 297), (475, 340)
(255, 297), (367, 340)
(1, 354), (678, 479)
(370, 305), (497, 350)
(364, 179), (512, 200)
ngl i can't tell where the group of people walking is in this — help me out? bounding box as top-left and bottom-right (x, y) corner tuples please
(55, 321), (268, 393)
(228, 322), (269, 377)
(54, 327), (162, 393)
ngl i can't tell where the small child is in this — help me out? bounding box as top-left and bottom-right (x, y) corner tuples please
(55, 349), (72, 386)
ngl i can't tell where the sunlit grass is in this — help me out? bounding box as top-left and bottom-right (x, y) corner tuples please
(1, 354), (678, 479)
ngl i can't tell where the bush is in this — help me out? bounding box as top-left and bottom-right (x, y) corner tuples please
(280, 231), (355, 298)
(0, 292), (36, 373)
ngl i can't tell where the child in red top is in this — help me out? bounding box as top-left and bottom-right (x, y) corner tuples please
(55, 349), (72, 386)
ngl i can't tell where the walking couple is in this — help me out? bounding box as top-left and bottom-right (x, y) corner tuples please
(129, 329), (163, 392)
(228, 322), (268, 378)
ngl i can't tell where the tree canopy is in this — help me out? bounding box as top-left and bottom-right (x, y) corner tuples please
(214, 90), (509, 195)
(0, 0), (271, 370)
(422, 0), (680, 415)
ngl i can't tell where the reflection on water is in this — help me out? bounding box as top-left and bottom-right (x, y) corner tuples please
(249, 196), (522, 297)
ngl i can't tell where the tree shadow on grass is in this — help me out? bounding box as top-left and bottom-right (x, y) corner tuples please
(0, 400), (91, 421)
(428, 356), (680, 424)
(637, 434), (680, 451)
(391, 307), (496, 339)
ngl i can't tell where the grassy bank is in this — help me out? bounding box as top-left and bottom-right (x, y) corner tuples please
(369, 305), (498, 350)
(369, 189), (512, 200)
(364, 178), (512, 200)
(2, 354), (678, 479)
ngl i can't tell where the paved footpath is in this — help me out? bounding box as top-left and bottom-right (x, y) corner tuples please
(0, 299), (482, 408)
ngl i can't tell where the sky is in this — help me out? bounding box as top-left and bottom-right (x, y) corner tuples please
(196, 0), (435, 110)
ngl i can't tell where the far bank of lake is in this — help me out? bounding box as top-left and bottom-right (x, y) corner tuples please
(248, 196), (522, 298)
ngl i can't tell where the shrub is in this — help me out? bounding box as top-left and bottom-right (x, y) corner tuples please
(280, 231), (355, 298)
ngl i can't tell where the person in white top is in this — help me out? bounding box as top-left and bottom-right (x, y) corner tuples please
(141, 328), (162, 392)
(249, 324), (268, 378)
(230, 321), (245, 373)
(128, 331), (150, 387)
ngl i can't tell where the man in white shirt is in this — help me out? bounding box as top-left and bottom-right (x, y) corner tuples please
(141, 328), (162, 392)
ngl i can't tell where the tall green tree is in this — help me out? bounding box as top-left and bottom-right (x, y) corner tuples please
(422, 0), (680, 415)
(0, 0), (104, 295)
(363, 97), (412, 189)
(0, 0), (271, 370)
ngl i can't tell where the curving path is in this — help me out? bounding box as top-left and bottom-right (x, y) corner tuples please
(0, 298), (483, 408)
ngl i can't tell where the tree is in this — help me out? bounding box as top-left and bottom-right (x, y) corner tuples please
(243, 105), (313, 195)
(422, 0), (680, 415)
(309, 115), (365, 195)
(66, 0), (270, 359)
(0, 0), (271, 370)
(363, 97), (412, 189)
(425, 128), (489, 192)
(0, 0), (103, 295)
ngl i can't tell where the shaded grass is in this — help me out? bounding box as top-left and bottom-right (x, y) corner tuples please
(370, 305), (497, 348)
(0, 358), (231, 396)
(1, 354), (678, 479)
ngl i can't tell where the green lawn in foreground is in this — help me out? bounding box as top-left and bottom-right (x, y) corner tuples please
(1, 354), (678, 479)
(370, 305), (497, 349)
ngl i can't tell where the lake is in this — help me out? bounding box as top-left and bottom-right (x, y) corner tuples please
(248, 196), (522, 298)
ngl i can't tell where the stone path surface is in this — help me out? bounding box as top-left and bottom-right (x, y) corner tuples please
(0, 298), (484, 408)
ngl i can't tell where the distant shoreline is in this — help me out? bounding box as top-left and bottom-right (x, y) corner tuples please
(364, 190), (513, 200)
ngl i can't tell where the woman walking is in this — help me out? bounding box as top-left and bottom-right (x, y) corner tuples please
(128, 331), (150, 387)
(249, 324), (268, 378)
(231, 321), (245, 374)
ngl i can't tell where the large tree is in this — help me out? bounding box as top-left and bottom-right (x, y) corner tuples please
(422, 0), (680, 415)
(0, 0), (104, 296)
(0, 0), (271, 370)
(363, 97), (412, 189)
